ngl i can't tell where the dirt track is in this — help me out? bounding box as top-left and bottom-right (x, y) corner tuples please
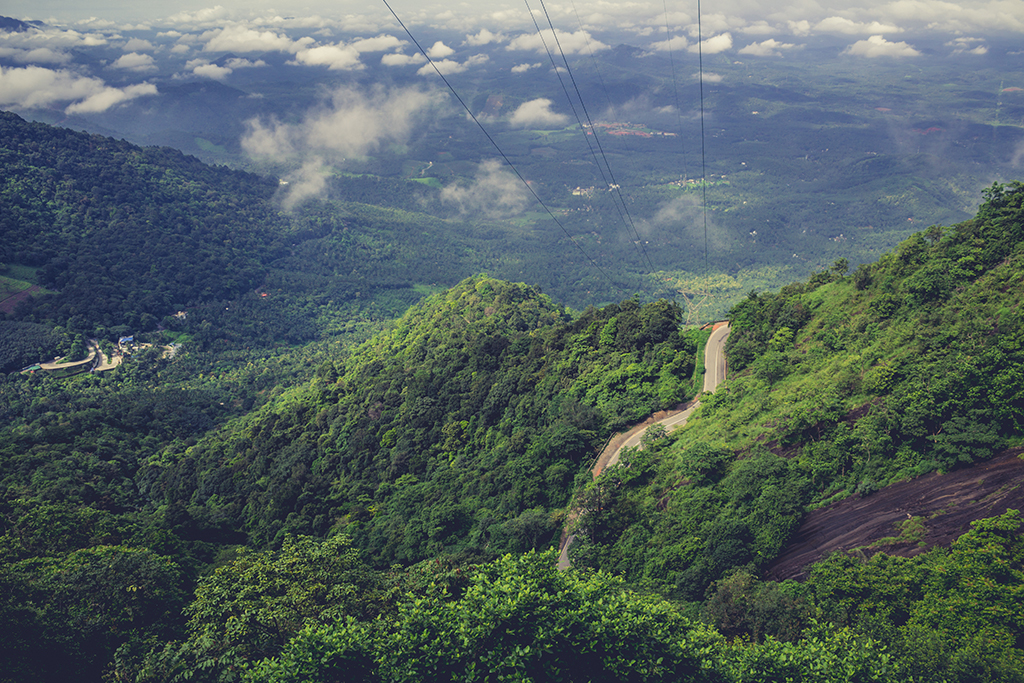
(765, 448), (1024, 582)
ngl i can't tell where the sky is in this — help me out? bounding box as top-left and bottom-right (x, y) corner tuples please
(2, 0), (1021, 204)
(2, 0), (1020, 106)
(2, 1), (1021, 110)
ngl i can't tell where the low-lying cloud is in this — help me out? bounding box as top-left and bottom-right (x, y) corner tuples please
(815, 17), (903, 34)
(110, 52), (157, 71)
(0, 65), (156, 113)
(739, 39), (799, 57)
(511, 62), (541, 73)
(508, 98), (568, 128)
(844, 35), (921, 58)
(187, 56), (266, 80)
(465, 29), (505, 46)
(241, 85), (447, 207)
(506, 29), (608, 55)
(441, 159), (530, 219)
(646, 195), (728, 249)
(688, 33), (732, 54)
(381, 52), (427, 66)
(416, 54), (488, 76)
(196, 25), (406, 71)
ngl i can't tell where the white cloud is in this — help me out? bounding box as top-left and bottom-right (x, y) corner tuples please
(465, 29), (504, 46)
(947, 36), (988, 54)
(688, 33), (733, 54)
(0, 66), (103, 109)
(815, 17), (904, 34)
(426, 40), (455, 59)
(0, 47), (71, 65)
(416, 54), (488, 76)
(844, 34), (921, 57)
(648, 10), (693, 28)
(648, 35), (689, 52)
(739, 21), (779, 35)
(241, 85), (446, 206)
(74, 17), (117, 30)
(738, 38), (799, 56)
(878, 0), (1024, 33)
(506, 29), (608, 55)
(123, 38), (155, 51)
(200, 26), (299, 53)
(170, 44), (191, 54)
(693, 72), (724, 83)
(250, 13), (335, 30)
(511, 62), (541, 73)
(164, 6), (232, 28)
(508, 98), (568, 128)
(226, 57), (266, 68)
(110, 52), (157, 71)
(280, 157), (329, 211)
(687, 13), (733, 37)
(0, 26), (108, 49)
(195, 27), (403, 71)
(441, 159), (530, 219)
(349, 34), (405, 52)
(381, 52), (427, 66)
(243, 84), (448, 205)
(66, 82), (158, 113)
(187, 56), (266, 78)
(292, 44), (363, 70)
(193, 63), (233, 80)
(648, 195), (728, 248)
(0, 65), (156, 113)
(788, 20), (812, 36)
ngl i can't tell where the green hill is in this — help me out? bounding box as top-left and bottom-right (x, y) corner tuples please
(147, 277), (700, 563)
(570, 181), (1024, 596)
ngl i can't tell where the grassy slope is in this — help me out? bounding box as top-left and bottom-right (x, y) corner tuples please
(571, 181), (1024, 599)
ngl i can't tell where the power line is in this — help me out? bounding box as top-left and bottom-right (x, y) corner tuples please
(662, 0), (688, 182)
(379, 0), (630, 300)
(567, 0), (651, 226)
(697, 0), (711, 303)
(522, 1), (645, 273)
(533, 0), (657, 275)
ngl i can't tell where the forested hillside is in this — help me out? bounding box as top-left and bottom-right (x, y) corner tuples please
(146, 278), (699, 564)
(2, 109), (1024, 681)
(0, 111), (532, 352)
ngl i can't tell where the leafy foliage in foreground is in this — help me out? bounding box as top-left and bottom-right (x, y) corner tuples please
(110, 515), (1023, 683)
(246, 550), (900, 683)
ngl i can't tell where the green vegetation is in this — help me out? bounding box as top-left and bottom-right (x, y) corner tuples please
(149, 278), (698, 564)
(571, 183), (1024, 601)
(3, 109), (1024, 681)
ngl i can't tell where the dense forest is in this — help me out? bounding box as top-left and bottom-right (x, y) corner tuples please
(2, 111), (1024, 681)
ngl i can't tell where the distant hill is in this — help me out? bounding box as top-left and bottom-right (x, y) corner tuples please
(0, 16), (44, 32)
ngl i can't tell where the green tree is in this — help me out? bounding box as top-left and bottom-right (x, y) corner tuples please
(122, 535), (381, 682)
(248, 550), (725, 683)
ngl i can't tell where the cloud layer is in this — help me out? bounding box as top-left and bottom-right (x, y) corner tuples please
(241, 85), (447, 206)
(0, 65), (156, 113)
(441, 159), (530, 219)
(509, 98), (568, 128)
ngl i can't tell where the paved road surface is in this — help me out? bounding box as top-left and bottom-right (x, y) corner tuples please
(557, 322), (730, 570)
(703, 322), (730, 393)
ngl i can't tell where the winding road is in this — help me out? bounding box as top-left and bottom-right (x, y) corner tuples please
(557, 322), (730, 569)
